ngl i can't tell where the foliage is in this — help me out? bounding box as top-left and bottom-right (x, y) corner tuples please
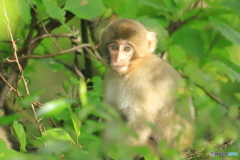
(0, 0), (240, 159)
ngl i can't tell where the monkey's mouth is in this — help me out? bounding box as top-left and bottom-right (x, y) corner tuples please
(112, 65), (128, 72)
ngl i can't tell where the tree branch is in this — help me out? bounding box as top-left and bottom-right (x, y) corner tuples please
(180, 73), (230, 109)
(18, 44), (92, 60)
(81, 19), (93, 79)
(0, 74), (23, 99)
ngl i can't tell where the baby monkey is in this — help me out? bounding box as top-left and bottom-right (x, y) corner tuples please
(99, 19), (194, 155)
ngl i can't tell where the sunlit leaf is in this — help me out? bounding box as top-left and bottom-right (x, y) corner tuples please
(79, 78), (87, 106)
(42, 128), (75, 143)
(37, 99), (77, 118)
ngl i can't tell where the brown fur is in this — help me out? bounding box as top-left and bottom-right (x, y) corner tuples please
(0, 127), (12, 149)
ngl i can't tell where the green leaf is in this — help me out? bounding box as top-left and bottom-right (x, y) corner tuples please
(62, 80), (70, 94)
(77, 105), (93, 120)
(79, 79), (88, 106)
(64, 0), (103, 19)
(21, 91), (41, 107)
(102, 7), (113, 18)
(54, 108), (71, 121)
(69, 108), (81, 143)
(107, 145), (119, 159)
(210, 17), (240, 46)
(211, 61), (240, 83)
(13, 121), (27, 152)
(115, 0), (139, 18)
(0, 114), (21, 125)
(222, 0), (240, 16)
(42, 128), (74, 143)
(168, 44), (187, 68)
(70, 76), (79, 87)
(17, 0), (31, 24)
(172, 26), (205, 57)
(87, 91), (101, 107)
(216, 56), (240, 75)
(235, 93), (240, 101)
(41, 58), (65, 71)
(37, 99), (77, 118)
(92, 76), (103, 96)
(42, 0), (65, 22)
(137, 0), (163, 17)
(0, 138), (9, 150)
(61, 22), (75, 35)
(39, 38), (52, 54)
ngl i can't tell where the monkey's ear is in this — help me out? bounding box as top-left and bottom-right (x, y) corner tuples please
(147, 32), (157, 53)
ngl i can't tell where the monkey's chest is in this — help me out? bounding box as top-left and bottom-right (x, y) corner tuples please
(104, 80), (135, 116)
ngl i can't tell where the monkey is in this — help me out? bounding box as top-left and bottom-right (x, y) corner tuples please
(0, 126), (38, 152)
(99, 19), (194, 157)
(0, 110), (20, 151)
(0, 126), (21, 151)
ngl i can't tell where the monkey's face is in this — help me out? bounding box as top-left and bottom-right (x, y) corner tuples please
(107, 40), (134, 73)
(100, 19), (157, 74)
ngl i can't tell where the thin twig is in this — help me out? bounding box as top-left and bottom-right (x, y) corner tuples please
(0, 70), (18, 109)
(2, 1), (43, 135)
(84, 46), (103, 62)
(18, 44), (92, 60)
(30, 33), (74, 45)
(0, 74), (24, 99)
(195, 83), (229, 109)
(31, 103), (45, 134)
(0, 44), (101, 64)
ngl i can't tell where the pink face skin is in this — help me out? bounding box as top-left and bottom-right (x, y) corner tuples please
(108, 40), (134, 73)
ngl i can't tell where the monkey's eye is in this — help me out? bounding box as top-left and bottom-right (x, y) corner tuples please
(124, 46), (131, 52)
(110, 44), (118, 51)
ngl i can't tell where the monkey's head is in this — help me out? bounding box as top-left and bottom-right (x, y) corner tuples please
(99, 19), (157, 74)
